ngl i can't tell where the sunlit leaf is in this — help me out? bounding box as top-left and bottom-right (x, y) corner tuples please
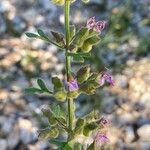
(74, 118), (85, 135)
(81, 0), (90, 3)
(38, 127), (59, 139)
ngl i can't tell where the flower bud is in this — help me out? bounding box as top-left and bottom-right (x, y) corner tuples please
(95, 20), (106, 33)
(87, 16), (96, 30)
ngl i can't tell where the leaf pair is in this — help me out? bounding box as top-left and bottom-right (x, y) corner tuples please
(26, 29), (64, 49)
(79, 72), (99, 95)
(72, 27), (101, 53)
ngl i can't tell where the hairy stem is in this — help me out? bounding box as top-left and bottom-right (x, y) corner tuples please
(64, 0), (74, 134)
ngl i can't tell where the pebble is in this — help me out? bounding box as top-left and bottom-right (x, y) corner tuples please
(0, 139), (7, 150)
(2, 115), (16, 134)
(18, 119), (38, 144)
(11, 16), (27, 35)
(137, 125), (150, 141)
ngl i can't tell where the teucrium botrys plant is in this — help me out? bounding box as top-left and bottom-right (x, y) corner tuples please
(25, 0), (114, 149)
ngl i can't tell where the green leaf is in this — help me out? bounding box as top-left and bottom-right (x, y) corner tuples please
(80, 80), (99, 95)
(37, 29), (50, 40)
(68, 52), (91, 63)
(37, 78), (51, 93)
(25, 87), (43, 94)
(74, 27), (89, 47)
(52, 77), (63, 91)
(51, 0), (65, 6)
(25, 32), (38, 38)
(80, 42), (92, 53)
(78, 27), (89, 40)
(80, 36), (100, 53)
(69, 44), (77, 52)
(84, 111), (98, 123)
(74, 118), (85, 135)
(81, 0), (90, 3)
(86, 36), (101, 45)
(50, 139), (67, 148)
(41, 108), (57, 125)
(54, 90), (67, 102)
(42, 104), (66, 126)
(73, 143), (84, 150)
(77, 66), (91, 84)
(67, 91), (79, 99)
(88, 73), (99, 81)
(73, 55), (84, 63)
(70, 25), (76, 40)
(50, 140), (72, 150)
(51, 31), (65, 46)
(83, 122), (98, 136)
(87, 30), (99, 39)
(87, 141), (95, 150)
(51, 104), (66, 120)
(38, 127), (59, 139)
(67, 52), (91, 58)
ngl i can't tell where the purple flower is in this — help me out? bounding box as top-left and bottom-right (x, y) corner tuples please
(87, 16), (96, 30)
(95, 132), (110, 145)
(95, 20), (106, 33)
(67, 79), (79, 92)
(99, 117), (111, 127)
(99, 72), (114, 86)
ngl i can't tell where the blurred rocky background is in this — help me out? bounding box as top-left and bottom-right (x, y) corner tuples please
(0, 0), (150, 149)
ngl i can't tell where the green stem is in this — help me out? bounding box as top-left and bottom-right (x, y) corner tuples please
(64, 0), (74, 133)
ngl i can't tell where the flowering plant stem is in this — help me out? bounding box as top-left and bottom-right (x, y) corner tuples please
(64, 0), (74, 138)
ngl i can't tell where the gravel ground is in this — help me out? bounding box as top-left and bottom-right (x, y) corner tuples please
(0, 0), (150, 149)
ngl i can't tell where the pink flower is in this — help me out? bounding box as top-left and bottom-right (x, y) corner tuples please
(87, 16), (96, 30)
(95, 132), (110, 145)
(99, 72), (114, 86)
(99, 117), (111, 127)
(95, 20), (106, 33)
(67, 79), (79, 92)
